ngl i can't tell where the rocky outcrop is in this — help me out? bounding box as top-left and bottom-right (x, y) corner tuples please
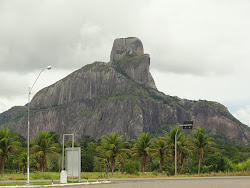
(1, 37), (250, 143)
(29, 62), (136, 109)
(110, 37), (156, 89)
(110, 37), (144, 62)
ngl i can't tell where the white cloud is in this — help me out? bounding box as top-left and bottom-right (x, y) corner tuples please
(0, 0), (250, 127)
(233, 106), (250, 126)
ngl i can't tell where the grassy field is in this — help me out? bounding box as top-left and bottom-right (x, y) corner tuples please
(0, 181), (99, 186)
(0, 171), (249, 181)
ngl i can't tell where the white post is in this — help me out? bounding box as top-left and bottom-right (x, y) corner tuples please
(175, 125), (179, 176)
(62, 135), (65, 170)
(72, 135), (74, 182)
(27, 88), (30, 184)
(27, 66), (51, 184)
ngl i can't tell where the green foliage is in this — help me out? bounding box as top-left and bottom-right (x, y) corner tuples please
(80, 135), (96, 172)
(31, 131), (59, 172)
(191, 128), (215, 174)
(122, 158), (140, 174)
(0, 128), (21, 176)
(0, 129), (249, 177)
(0, 106), (27, 126)
(97, 133), (130, 176)
(132, 132), (152, 172)
(234, 158), (250, 171)
(31, 171), (60, 179)
(150, 123), (171, 137)
(204, 153), (227, 172)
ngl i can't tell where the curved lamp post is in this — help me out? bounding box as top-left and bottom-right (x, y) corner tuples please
(27, 66), (52, 184)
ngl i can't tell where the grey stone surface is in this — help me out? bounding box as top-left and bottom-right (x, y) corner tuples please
(110, 37), (144, 62)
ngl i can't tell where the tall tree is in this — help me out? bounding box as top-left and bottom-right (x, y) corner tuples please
(0, 128), (21, 177)
(80, 135), (97, 172)
(178, 135), (193, 171)
(166, 127), (184, 168)
(192, 128), (215, 174)
(97, 133), (129, 176)
(152, 136), (168, 171)
(31, 131), (58, 172)
(132, 132), (152, 172)
(19, 151), (27, 175)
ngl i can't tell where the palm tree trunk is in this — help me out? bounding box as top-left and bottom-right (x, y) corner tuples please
(22, 165), (25, 175)
(105, 164), (108, 178)
(160, 155), (164, 171)
(198, 154), (201, 174)
(171, 151), (175, 168)
(111, 157), (115, 177)
(181, 153), (184, 171)
(141, 156), (146, 172)
(0, 156), (6, 177)
(105, 165), (108, 178)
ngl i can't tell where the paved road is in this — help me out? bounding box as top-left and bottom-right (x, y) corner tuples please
(61, 176), (250, 188)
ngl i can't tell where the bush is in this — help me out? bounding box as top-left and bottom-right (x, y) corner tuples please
(31, 172), (59, 180)
(234, 158), (250, 171)
(123, 159), (140, 175)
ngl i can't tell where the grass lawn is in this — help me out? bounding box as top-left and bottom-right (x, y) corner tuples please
(0, 171), (249, 181)
(0, 182), (61, 186)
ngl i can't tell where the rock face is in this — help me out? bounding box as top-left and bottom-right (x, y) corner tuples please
(110, 37), (144, 62)
(115, 54), (157, 89)
(1, 37), (250, 143)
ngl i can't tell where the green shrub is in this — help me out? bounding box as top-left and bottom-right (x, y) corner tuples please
(31, 172), (59, 180)
(123, 159), (140, 175)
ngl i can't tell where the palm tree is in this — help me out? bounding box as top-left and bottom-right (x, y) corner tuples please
(19, 151), (27, 175)
(166, 127), (184, 168)
(192, 128), (214, 174)
(31, 131), (58, 172)
(97, 133), (129, 176)
(132, 132), (152, 173)
(0, 128), (21, 177)
(178, 135), (193, 171)
(152, 136), (168, 171)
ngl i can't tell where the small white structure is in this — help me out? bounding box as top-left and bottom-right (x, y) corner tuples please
(60, 170), (67, 183)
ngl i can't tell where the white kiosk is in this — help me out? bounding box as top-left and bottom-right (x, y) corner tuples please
(66, 147), (81, 182)
(60, 134), (81, 183)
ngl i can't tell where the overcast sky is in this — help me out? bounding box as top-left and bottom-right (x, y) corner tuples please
(0, 0), (249, 126)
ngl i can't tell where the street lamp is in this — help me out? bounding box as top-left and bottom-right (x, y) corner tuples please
(175, 121), (193, 176)
(27, 66), (52, 184)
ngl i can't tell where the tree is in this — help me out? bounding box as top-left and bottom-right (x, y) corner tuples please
(0, 128), (21, 177)
(96, 149), (110, 177)
(19, 151), (27, 175)
(152, 136), (168, 171)
(97, 133), (129, 176)
(178, 135), (192, 171)
(192, 128), (215, 174)
(132, 132), (152, 172)
(166, 127), (184, 168)
(31, 131), (58, 172)
(80, 135), (97, 172)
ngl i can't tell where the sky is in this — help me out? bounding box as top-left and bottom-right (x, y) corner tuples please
(0, 0), (250, 126)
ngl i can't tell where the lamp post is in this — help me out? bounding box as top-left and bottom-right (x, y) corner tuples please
(27, 66), (52, 184)
(175, 121), (193, 176)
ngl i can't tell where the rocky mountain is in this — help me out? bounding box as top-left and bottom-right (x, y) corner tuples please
(1, 37), (250, 143)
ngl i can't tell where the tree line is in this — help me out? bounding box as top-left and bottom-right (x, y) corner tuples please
(0, 127), (249, 177)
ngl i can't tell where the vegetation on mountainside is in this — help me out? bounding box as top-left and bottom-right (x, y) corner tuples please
(0, 128), (249, 178)
(0, 106), (27, 130)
